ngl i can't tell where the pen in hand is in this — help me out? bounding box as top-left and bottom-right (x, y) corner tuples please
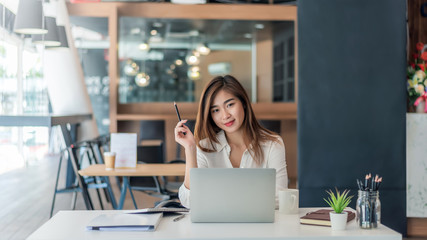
(174, 101), (186, 135)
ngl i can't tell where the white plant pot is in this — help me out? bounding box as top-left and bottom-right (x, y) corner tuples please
(329, 211), (348, 231)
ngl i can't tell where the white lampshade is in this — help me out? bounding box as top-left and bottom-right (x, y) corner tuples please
(14, 0), (47, 35)
(32, 17), (61, 47)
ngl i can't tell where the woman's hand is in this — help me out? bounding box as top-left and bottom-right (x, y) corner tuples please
(174, 120), (196, 150)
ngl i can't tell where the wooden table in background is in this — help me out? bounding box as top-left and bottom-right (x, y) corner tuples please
(79, 164), (186, 209)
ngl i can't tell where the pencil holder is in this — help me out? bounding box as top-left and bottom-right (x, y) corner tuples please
(356, 190), (381, 229)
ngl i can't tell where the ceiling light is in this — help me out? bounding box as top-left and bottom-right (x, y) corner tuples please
(49, 2), (69, 50)
(149, 35), (163, 43)
(14, 0), (47, 35)
(124, 60), (139, 76)
(192, 50), (200, 57)
(175, 59), (183, 66)
(244, 33), (252, 39)
(185, 53), (200, 65)
(135, 73), (150, 87)
(32, 17), (61, 47)
(255, 24), (265, 29)
(189, 30), (199, 37)
(47, 25), (69, 50)
(153, 22), (163, 28)
(197, 43), (210, 55)
(188, 67), (201, 80)
(138, 42), (150, 51)
(130, 28), (141, 35)
(150, 29), (157, 36)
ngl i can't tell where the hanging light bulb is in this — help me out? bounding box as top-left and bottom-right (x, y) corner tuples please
(135, 73), (150, 87)
(197, 43), (210, 55)
(124, 60), (139, 76)
(138, 42), (150, 51)
(185, 52), (200, 65)
(192, 50), (200, 57)
(190, 66), (200, 72)
(175, 59), (183, 66)
(188, 66), (201, 80)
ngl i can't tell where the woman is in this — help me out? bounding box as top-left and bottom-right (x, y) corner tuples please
(175, 75), (288, 208)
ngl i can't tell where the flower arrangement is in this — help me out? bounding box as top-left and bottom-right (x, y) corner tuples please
(324, 188), (353, 214)
(407, 42), (427, 112)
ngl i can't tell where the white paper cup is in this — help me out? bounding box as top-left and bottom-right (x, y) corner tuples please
(104, 152), (116, 170)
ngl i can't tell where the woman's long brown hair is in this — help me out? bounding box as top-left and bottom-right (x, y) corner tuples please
(194, 75), (278, 165)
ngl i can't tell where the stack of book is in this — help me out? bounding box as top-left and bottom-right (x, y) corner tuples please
(300, 209), (355, 227)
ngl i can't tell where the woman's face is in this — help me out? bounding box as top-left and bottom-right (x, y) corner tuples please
(210, 90), (245, 135)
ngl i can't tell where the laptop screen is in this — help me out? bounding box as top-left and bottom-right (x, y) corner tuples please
(190, 168), (276, 223)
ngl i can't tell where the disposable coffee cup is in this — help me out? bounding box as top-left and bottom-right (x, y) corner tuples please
(104, 152), (116, 170)
(279, 189), (299, 214)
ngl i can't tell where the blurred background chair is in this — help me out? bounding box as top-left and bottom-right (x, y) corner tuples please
(50, 140), (116, 217)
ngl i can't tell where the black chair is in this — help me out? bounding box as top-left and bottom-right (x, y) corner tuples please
(50, 140), (116, 217)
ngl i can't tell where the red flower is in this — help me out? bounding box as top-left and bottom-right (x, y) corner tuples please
(411, 63), (416, 68)
(421, 52), (427, 61)
(418, 64), (425, 71)
(414, 53), (419, 59)
(417, 42), (424, 51)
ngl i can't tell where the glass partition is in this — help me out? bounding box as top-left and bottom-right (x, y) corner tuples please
(70, 16), (110, 136)
(118, 18), (295, 103)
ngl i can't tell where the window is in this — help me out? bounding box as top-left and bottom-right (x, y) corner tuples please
(0, 5), (49, 173)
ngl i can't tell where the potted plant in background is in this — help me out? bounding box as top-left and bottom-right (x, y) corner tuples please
(324, 188), (353, 230)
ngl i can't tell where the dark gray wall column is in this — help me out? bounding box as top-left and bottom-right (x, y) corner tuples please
(298, 0), (406, 234)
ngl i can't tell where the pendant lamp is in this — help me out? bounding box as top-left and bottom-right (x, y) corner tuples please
(54, 0), (69, 49)
(32, 16), (61, 47)
(56, 25), (69, 48)
(14, 0), (47, 35)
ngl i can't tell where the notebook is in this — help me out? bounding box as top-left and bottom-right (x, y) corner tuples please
(190, 168), (276, 223)
(300, 209), (356, 226)
(86, 212), (162, 231)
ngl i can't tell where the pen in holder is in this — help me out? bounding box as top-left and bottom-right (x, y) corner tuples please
(356, 173), (382, 229)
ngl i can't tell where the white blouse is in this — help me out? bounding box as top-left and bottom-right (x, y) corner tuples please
(178, 130), (288, 208)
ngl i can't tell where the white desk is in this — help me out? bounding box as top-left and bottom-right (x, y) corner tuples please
(27, 208), (401, 240)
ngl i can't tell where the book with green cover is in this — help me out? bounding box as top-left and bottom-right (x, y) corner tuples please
(300, 209), (355, 227)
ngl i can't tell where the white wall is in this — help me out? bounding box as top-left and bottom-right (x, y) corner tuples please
(44, 0), (98, 141)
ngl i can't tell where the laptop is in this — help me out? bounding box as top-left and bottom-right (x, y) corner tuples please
(190, 168), (276, 223)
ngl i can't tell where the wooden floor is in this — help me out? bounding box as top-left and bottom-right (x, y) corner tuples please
(0, 154), (162, 240)
(0, 154), (426, 240)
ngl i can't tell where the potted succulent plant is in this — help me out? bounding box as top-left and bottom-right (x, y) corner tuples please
(324, 188), (353, 230)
